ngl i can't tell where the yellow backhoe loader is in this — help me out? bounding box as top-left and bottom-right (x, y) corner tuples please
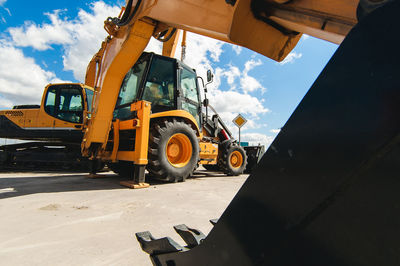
(87, 51), (249, 186)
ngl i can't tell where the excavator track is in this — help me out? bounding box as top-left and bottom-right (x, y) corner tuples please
(0, 142), (93, 171)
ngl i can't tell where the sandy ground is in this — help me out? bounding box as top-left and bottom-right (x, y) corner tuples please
(0, 169), (247, 266)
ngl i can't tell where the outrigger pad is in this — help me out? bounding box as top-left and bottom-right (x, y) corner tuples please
(119, 181), (150, 189)
(137, 1), (400, 265)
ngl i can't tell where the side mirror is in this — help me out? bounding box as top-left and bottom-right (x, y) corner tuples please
(203, 98), (209, 107)
(207, 70), (213, 83)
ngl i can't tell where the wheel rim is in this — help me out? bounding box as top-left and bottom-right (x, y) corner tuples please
(230, 151), (243, 169)
(166, 133), (192, 167)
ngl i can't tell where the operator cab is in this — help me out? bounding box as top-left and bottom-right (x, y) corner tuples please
(43, 83), (93, 124)
(113, 52), (202, 127)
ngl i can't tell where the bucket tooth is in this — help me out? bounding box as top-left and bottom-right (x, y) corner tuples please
(209, 218), (219, 226)
(173, 224), (206, 248)
(135, 231), (185, 255)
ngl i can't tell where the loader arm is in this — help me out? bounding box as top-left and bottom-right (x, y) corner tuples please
(82, 0), (359, 157)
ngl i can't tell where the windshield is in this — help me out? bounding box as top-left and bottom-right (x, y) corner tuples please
(142, 56), (176, 113)
(44, 84), (84, 123)
(85, 88), (94, 112)
(114, 54), (149, 120)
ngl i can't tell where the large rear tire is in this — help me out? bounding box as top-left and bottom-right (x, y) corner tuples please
(147, 118), (199, 182)
(219, 142), (247, 176)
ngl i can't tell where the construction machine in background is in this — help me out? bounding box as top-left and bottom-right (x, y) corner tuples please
(0, 83), (100, 170)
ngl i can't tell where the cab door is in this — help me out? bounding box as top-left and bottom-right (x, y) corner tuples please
(179, 67), (202, 128)
(38, 85), (58, 128)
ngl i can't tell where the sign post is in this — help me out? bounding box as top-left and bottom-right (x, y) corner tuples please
(232, 114), (247, 146)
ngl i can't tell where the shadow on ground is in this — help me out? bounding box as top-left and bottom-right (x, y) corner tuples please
(0, 170), (228, 200)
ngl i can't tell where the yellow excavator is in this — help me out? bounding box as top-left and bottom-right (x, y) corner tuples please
(76, 0), (399, 265)
(0, 83), (98, 170)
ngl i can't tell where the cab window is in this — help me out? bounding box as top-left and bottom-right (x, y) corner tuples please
(44, 88), (56, 116)
(181, 68), (199, 103)
(56, 88), (83, 123)
(85, 88), (94, 112)
(114, 54), (149, 120)
(44, 85), (84, 123)
(142, 57), (175, 113)
(180, 68), (200, 126)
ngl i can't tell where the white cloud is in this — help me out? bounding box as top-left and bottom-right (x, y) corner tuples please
(0, 96), (13, 109)
(0, 1), (120, 108)
(278, 51), (302, 65)
(240, 74), (265, 94)
(270, 128), (281, 134)
(216, 59), (266, 94)
(210, 90), (269, 117)
(240, 59), (266, 94)
(174, 32), (224, 79)
(241, 133), (275, 147)
(144, 37), (162, 54)
(219, 65), (241, 87)
(232, 45), (242, 55)
(0, 0), (10, 23)
(0, 41), (68, 105)
(244, 59), (262, 72)
(8, 1), (120, 81)
(9, 10), (74, 50)
(205, 89), (269, 140)
(62, 2), (120, 81)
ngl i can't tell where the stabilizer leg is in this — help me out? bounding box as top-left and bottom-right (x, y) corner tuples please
(120, 164), (149, 189)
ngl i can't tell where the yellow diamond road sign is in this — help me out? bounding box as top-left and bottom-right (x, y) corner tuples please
(233, 114), (247, 128)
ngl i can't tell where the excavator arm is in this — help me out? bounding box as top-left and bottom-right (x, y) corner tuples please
(82, 0), (360, 157)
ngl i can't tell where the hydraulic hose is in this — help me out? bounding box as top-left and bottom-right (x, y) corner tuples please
(155, 28), (177, 43)
(107, 0), (142, 27)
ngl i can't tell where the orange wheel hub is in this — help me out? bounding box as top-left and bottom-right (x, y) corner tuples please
(166, 133), (192, 167)
(230, 151), (243, 168)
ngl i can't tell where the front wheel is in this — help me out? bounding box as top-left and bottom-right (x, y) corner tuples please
(220, 143), (247, 176)
(147, 118), (199, 182)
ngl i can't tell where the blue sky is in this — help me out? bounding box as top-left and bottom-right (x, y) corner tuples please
(0, 0), (338, 146)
